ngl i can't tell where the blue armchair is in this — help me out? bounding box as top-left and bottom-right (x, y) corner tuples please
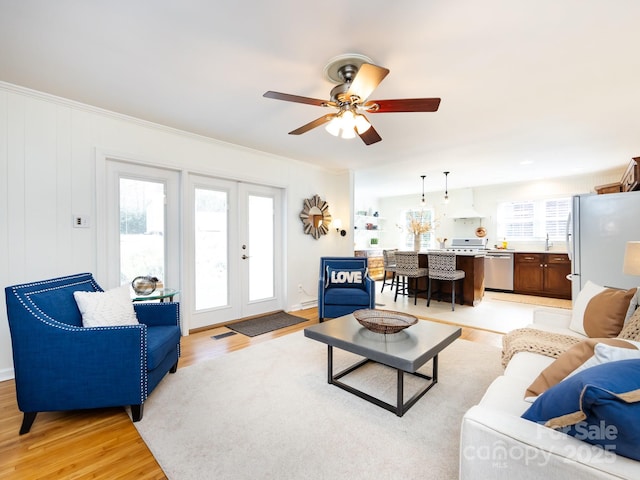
(4, 272), (181, 434)
(318, 257), (375, 321)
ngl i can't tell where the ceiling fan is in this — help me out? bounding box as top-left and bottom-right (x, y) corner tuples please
(263, 54), (441, 145)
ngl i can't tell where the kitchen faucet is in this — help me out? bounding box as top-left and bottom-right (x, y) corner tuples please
(545, 233), (552, 251)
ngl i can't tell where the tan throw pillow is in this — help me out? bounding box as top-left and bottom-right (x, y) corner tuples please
(619, 307), (640, 341)
(583, 288), (637, 337)
(525, 338), (637, 399)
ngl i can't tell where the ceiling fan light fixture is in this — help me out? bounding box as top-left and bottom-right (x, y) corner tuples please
(354, 114), (371, 134)
(324, 109), (363, 139)
(265, 55), (440, 146)
(325, 117), (341, 137)
(340, 122), (357, 139)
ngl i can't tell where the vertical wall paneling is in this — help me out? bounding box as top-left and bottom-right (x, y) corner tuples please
(6, 93), (26, 283)
(24, 98), (59, 279)
(56, 105), (73, 274)
(72, 109), (100, 274)
(0, 91), (12, 377)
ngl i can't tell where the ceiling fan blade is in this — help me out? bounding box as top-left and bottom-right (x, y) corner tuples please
(288, 114), (336, 135)
(364, 98), (441, 113)
(345, 63), (390, 102)
(263, 91), (333, 107)
(358, 124), (382, 145)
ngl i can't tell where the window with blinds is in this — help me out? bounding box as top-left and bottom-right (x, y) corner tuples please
(497, 198), (570, 241)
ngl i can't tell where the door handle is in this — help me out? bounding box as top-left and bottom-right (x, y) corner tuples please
(242, 254), (250, 260)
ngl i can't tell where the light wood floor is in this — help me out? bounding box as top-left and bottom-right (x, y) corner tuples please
(0, 308), (503, 479)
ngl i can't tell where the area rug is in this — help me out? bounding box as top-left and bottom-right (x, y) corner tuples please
(227, 311), (307, 337)
(134, 329), (502, 479)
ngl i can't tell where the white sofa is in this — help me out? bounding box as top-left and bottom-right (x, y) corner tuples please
(460, 307), (640, 479)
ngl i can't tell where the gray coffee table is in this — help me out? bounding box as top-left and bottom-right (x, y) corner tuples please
(304, 314), (461, 417)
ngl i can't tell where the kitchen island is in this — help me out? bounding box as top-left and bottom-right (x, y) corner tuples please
(415, 251), (485, 306)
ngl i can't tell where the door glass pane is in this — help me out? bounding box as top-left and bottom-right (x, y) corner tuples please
(195, 188), (228, 310)
(248, 195), (274, 301)
(119, 178), (165, 284)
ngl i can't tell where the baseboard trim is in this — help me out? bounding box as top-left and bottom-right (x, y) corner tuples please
(0, 367), (15, 382)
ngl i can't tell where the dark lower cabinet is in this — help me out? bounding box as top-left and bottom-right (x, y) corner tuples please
(416, 253), (485, 306)
(514, 253), (571, 299)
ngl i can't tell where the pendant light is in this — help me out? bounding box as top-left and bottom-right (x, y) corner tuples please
(419, 174), (427, 208)
(443, 171), (450, 204)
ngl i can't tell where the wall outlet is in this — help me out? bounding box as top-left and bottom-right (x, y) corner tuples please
(297, 284), (303, 293)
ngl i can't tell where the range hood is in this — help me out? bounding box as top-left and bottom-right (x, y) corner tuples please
(450, 188), (485, 219)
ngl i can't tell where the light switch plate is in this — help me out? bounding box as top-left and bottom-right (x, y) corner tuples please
(73, 215), (90, 228)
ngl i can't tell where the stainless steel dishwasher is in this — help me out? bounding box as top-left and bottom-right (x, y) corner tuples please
(484, 251), (514, 291)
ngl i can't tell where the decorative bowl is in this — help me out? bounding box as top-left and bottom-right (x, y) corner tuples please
(131, 276), (157, 295)
(353, 309), (418, 334)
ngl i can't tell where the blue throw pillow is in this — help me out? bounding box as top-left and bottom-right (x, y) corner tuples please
(325, 266), (367, 289)
(521, 359), (640, 461)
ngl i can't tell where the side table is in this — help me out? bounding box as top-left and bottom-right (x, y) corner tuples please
(132, 288), (179, 303)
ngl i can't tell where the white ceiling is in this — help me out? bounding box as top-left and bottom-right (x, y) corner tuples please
(1, 0), (639, 198)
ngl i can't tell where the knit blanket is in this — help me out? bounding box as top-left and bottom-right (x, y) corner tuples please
(501, 327), (582, 368)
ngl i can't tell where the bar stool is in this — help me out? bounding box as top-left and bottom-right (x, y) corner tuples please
(427, 251), (465, 311)
(381, 249), (398, 292)
(394, 251), (429, 305)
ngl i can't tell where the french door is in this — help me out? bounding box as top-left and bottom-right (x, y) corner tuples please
(187, 175), (283, 329)
(104, 160), (180, 291)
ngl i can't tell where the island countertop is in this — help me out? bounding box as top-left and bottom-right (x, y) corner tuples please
(417, 252), (484, 306)
(424, 249), (486, 257)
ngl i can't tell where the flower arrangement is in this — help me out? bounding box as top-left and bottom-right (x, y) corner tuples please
(406, 211), (437, 235)
(408, 218), (433, 234)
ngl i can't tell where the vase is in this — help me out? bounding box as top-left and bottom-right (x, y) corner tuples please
(413, 234), (421, 252)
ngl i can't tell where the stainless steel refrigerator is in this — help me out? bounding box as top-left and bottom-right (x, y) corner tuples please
(568, 190), (640, 300)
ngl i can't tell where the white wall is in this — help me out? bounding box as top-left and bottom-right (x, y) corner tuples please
(0, 83), (353, 380)
(373, 169), (625, 252)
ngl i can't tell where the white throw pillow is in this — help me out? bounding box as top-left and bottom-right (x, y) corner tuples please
(74, 285), (139, 327)
(569, 281), (606, 335)
(567, 340), (640, 379)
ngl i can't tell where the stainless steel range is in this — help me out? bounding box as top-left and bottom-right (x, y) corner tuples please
(445, 238), (488, 253)
(445, 238), (514, 292)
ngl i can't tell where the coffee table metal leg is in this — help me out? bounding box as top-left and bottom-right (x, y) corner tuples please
(433, 354), (438, 382)
(397, 369), (404, 416)
(326, 347), (439, 417)
(401, 354), (438, 415)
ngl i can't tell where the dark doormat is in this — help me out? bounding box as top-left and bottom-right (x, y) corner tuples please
(227, 311), (308, 337)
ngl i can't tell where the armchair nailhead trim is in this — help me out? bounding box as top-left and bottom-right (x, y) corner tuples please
(9, 273), (150, 402)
